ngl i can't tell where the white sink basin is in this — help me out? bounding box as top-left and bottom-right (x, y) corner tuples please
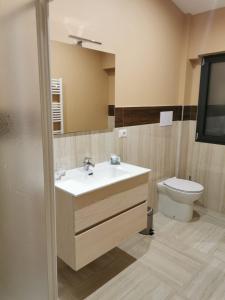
(55, 161), (150, 197)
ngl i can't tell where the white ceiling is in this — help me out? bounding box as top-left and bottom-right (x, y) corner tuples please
(172, 0), (225, 14)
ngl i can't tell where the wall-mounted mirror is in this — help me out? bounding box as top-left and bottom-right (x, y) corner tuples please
(50, 41), (115, 134)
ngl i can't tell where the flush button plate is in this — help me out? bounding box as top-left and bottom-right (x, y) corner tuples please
(160, 111), (173, 126)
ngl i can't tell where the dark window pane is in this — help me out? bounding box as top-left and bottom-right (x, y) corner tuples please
(205, 62), (225, 136)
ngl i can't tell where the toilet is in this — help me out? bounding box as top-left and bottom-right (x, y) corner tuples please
(157, 177), (204, 222)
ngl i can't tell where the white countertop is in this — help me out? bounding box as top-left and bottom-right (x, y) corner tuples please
(55, 161), (151, 197)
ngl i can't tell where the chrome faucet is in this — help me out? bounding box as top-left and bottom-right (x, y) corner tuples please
(83, 157), (95, 173)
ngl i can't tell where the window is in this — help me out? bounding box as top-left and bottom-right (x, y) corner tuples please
(196, 53), (225, 145)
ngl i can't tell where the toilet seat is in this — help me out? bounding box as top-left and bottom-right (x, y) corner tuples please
(163, 177), (204, 193)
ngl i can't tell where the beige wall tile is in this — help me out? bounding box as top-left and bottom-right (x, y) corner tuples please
(54, 120), (225, 214)
(179, 121), (225, 214)
(53, 122), (180, 209)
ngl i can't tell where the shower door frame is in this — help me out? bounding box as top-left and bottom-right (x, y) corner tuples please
(36, 0), (58, 299)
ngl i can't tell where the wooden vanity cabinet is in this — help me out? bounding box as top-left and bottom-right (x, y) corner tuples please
(56, 173), (149, 271)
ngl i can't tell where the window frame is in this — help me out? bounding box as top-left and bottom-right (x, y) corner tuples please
(196, 53), (225, 145)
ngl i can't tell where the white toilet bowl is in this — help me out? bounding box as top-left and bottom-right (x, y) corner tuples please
(157, 177), (204, 222)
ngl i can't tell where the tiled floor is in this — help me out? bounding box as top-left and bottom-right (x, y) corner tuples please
(58, 206), (225, 300)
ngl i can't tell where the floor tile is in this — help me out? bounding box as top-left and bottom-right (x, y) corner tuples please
(139, 239), (202, 290)
(58, 206), (225, 300)
(86, 261), (164, 300)
(182, 258), (225, 300)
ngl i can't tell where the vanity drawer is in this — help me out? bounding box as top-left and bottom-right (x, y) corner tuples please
(74, 181), (148, 233)
(74, 202), (146, 270)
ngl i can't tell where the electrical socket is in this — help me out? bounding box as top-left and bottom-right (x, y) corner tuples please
(118, 129), (127, 138)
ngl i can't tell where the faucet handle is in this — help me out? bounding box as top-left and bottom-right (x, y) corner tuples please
(83, 156), (91, 162)
(83, 157), (95, 167)
(55, 169), (66, 180)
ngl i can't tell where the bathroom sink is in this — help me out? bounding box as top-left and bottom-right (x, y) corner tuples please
(55, 161), (150, 197)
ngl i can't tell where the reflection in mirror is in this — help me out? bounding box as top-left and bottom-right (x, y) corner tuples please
(50, 41), (115, 134)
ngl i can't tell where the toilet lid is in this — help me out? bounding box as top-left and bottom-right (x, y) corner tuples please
(163, 177), (204, 193)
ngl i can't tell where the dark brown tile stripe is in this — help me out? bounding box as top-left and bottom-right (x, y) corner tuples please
(115, 106), (182, 127)
(183, 106), (197, 121)
(108, 105), (115, 116)
(115, 107), (124, 127)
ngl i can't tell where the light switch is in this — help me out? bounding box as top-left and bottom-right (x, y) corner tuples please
(160, 111), (173, 126)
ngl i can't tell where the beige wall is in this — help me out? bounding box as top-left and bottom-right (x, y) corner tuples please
(102, 53), (115, 69)
(50, 1), (184, 211)
(49, 2), (225, 107)
(183, 59), (201, 105)
(183, 7), (225, 105)
(50, 0), (186, 107)
(107, 69), (115, 105)
(51, 2), (225, 215)
(179, 7), (225, 214)
(188, 8), (225, 60)
(50, 41), (113, 132)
